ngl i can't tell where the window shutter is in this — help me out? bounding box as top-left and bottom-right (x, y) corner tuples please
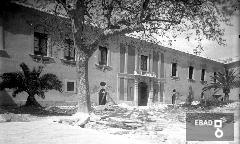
(120, 44), (125, 73)
(34, 36), (39, 54)
(40, 38), (47, 56)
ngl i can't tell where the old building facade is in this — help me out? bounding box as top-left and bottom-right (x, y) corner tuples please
(88, 36), (227, 106)
(0, 4), (238, 106)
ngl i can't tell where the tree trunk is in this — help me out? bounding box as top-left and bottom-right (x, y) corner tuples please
(64, 49), (91, 127)
(58, 50), (91, 127)
(76, 49), (91, 113)
(25, 94), (41, 107)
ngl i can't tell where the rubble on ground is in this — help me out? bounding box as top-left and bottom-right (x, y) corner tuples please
(87, 103), (180, 131)
(0, 101), (239, 143)
(85, 101), (239, 143)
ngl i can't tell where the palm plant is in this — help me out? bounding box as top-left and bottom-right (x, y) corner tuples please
(203, 68), (240, 101)
(0, 63), (62, 107)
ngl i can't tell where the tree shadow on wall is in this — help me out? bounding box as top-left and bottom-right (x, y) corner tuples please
(0, 89), (17, 109)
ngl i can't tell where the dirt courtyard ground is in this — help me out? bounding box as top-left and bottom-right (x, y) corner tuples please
(0, 102), (239, 144)
(0, 119), (150, 144)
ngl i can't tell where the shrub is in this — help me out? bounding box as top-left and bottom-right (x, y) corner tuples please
(0, 63), (62, 107)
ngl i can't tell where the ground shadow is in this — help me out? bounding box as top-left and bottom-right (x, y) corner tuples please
(0, 105), (77, 116)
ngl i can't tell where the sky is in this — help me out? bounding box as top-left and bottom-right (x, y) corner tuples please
(169, 15), (239, 62)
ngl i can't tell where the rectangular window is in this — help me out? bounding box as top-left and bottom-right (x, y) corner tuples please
(140, 55), (148, 71)
(214, 72), (217, 83)
(120, 44), (125, 73)
(99, 46), (108, 65)
(65, 80), (76, 93)
(34, 32), (48, 56)
(127, 46), (135, 74)
(201, 69), (205, 81)
(172, 63), (177, 77)
(189, 66), (194, 79)
(64, 39), (75, 61)
(67, 82), (74, 91)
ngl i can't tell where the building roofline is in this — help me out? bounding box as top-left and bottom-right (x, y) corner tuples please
(124, 35), (224, 64)
(11, 1), (235, 65)
(224, 60), (240, 68)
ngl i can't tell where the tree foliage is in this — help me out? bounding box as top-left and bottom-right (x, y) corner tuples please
(9, 0), (239, 54)
(53, 0), (239, 53)
(0, 63), (63, 106)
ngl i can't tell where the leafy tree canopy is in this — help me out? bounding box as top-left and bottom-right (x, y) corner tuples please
(9, 0), (239, 54)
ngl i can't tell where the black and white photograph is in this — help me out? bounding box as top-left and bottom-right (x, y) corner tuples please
(0, 0), (239, 143)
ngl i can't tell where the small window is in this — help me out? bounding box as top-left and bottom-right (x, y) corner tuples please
(213, 72), (217, 83)
(99, 46), (108, 65)
(65, 80), (76, 93)
(188, 66), (194, 79)
(34, 32), (48, 56)
(64, 39), (75, 61)
(140, 55), (148, 71)
(201, 69), (205, 81)
(67, 82), (74, 91)
(172, 63), (177, 77)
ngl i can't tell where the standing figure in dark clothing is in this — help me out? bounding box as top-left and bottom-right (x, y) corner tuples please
(99, 88), (107, 105)
(99, 82), (107, 105)
(172, 89), (176, 105)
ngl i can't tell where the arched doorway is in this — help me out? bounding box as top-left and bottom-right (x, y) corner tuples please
(138, 82), (148, 106)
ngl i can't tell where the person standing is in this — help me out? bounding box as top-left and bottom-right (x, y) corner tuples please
(99, 82), (107, 105)
(201, 92), (206, 106)
(99, 88), (107, 105)
(172, 89), (177, 105)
